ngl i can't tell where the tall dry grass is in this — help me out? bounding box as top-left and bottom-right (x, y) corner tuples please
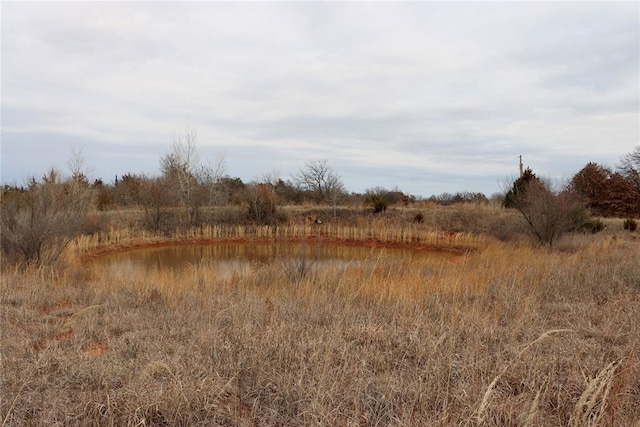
(1, 215), (639, 425)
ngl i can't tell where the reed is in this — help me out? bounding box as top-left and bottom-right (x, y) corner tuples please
(70, 222), (488, 264)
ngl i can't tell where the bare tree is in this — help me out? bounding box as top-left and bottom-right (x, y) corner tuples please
(617, 145), (640, 197)
(160, 128), (203, 226)
(504, 173), (586, 246)
(1, 166), (94, 265)
(198, 151), (228, 207)
(294, 160), (345, 205)
(136, 175), (173, 233)
(261, 169), (282, 188)
(160, 128), (229, 224)
(68, 147), (91, 184)
(161, 128), (198, 196)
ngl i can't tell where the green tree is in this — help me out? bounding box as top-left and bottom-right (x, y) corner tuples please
(503, 168), (539, 209)
(364, 187), (390, 213)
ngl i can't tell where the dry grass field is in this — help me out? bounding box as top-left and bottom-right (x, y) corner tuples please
(1, 205), (639, 426)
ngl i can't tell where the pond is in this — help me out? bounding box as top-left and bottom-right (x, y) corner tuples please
(93, 241), (459, 280)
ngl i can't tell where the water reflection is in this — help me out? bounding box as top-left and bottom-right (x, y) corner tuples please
(93, 241), (456, 278)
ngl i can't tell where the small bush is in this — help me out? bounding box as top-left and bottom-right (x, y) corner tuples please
(370, 196), (388, 213)
(1, 170), (95, 265)
(623, 218), (637, 231)
(244, 183), (280, 225)
(364, 188), (390, 213)
(581, 218), (605, 234)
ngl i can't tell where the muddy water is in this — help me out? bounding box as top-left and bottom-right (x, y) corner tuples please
(93, 241), (458, 279)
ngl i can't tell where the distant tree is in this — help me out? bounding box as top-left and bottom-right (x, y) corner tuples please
(274, 179), (305, 205)
(259, 170), (302, 205)
(604, 173), (640, 217)
(213, 176), (246, 205)
(385, 187), (415, 205)
(92, 178), (113, 211)
(617, 145), (640, 197)
(504, 168), (539, 209)
(160, 128), (226, 225)
(571, 162), (639, 217)
(504, 170), (587, 246)
(160, 128), (201, 225)
(364, 187), (389, 213)
(243, 182), (280, 225)
(489, 192), (505, 207)
(457, 192), (488, 204)
(198, 152), (228, 207)
(1, 166), (94, 265)
(68, 148), (91, 186)
(294, 160), (345, 205)
(137, 175), (173, 232)
(431, 191), (488, 205)
(113, 173), (147, 207)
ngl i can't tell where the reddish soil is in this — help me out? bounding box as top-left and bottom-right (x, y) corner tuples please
(82, 342), (108, 357)
(54, 331), (74, 341)
(81, 233), (470, 262)
(32, 330), (74, 351)
(34, 300), (109, 357)
(40, 300), (73, 316)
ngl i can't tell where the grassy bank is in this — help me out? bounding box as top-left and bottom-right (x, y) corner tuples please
(2, 210), (639, 425)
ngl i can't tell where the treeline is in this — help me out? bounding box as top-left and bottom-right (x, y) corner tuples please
(1, 137), (638, 263)
(570, 161), (640, 218)
(500, 146), (640, 245)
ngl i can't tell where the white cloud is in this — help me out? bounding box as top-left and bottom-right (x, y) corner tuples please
(1, 1), (637, 196)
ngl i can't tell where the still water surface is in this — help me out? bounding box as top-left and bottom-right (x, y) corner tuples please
(94, 242), (458, 279)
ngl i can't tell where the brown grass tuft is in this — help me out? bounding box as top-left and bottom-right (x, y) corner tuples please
(2, 208), (639, 425)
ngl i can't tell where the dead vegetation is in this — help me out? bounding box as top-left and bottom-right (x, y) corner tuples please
(1, 207), (639, 426)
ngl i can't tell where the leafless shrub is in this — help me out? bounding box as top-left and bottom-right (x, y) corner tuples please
(617, 144), (640, 197)
(137, 176), (175, 233)
(1, 169), (94, 265)
(276, 245), (318, 284)
(505, 172), (587, 246)
(243, 183), (281, 225)
(294, 159), (345, 205)
(160, 127), (227, 227)
(623, 218), (637, 232)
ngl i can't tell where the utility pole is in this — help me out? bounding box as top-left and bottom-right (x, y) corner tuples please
(519, 155), (524, 178)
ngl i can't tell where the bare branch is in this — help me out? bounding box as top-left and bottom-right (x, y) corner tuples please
(617, 145), (640, 195)
(504, 171), (587, 246)
(294, 160), (345, 204)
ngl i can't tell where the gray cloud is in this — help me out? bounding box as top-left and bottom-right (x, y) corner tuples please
(1, 2), (637, 196)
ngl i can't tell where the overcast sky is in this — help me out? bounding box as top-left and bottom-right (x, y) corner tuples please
(2, 2), (638, 197)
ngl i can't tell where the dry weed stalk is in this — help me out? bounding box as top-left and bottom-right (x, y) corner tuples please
(475, 329), (573, 424)
(3, 208), (639, 425)
(569, 361), (619, 427)
(1, 339), (49, 427)
(60, 304), (102, 333)
(69, 222), (487, 261)
(523, 377), (547, 427)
